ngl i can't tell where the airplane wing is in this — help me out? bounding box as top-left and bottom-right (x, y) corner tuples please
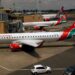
(23, 22), (49, 27)
(13, 40), (43, 47)
(23, 21), (57, 26)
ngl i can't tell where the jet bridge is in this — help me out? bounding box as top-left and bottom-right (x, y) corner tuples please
(8, 20), (25, 33)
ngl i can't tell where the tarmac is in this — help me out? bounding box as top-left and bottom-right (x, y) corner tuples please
(0, 21), (75, 75)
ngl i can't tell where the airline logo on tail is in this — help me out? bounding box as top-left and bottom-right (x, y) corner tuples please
(56, 6), (64, 18)
(57, 6), (65, 15)
(55, 6), (67, 26)
(59, 22), (75, 40)
(60, 6), (64, 13)
(55, 15), (67, 26)
(60, 6), (67, 20)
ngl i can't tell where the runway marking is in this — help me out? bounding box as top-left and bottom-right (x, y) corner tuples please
(0, 65), (66, 72)
(52, 68), (66, 71)
(0, 65), (11, 71)
(0, 65), (30, 71)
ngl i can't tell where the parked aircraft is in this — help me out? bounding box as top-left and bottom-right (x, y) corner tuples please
(0, 22), (75, 51)
(23, 15), (67, 30)
(42, 6), (66, 21)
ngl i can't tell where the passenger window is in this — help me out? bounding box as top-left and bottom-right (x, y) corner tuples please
(17, 36), (18, 38)
(22, 36), (24, 38)
(3, 37), (5, 39)
(6, 37), (9, 39)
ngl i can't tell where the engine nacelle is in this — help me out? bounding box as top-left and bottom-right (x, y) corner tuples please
(33, 26), (40, 30)
(9, 43), (22, 49)
(43, 18), (50, 21)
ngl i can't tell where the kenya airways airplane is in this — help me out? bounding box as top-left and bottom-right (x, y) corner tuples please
(42, 6), (66, 21)
(0, 22), (75, 51)
(23, 15), (67, 30)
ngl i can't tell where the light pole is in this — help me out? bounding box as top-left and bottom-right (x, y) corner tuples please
(36, 0), (42, 14)
(13, 3), (15, 10)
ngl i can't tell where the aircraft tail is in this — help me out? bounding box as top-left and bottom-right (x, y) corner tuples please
(57, 6), (65, 14)
(62, 15), (67, 21)
(60, 6), (64, 13)
(56, 6), (67, 20)
(55, 15), (67, 26)
(59, 22), (75, 40)
(64, 22), (75, 32)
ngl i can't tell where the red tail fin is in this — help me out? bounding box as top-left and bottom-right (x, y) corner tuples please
(58, 22), (75, 40)
(58, 6), (64, 13)
(64, 22), (75, 32)
(55, 15), (66, 26)
(60, 6), (64, 13)
(55, 18), (62, 26)
(62, 15), (67, 21)
(55, 14), (67, 26)
(56, 6), (65, 18)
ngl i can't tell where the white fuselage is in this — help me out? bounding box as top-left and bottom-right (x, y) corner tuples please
(0, 32), (63, 44)
(23, 21), (59, 26)
(42, 14), (57, 19)
(42, 14), (64, 19)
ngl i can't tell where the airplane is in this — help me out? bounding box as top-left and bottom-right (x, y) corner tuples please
(23, 15), (67, 30)
(42, 6), (67, 21)
(0, 22), (75, 52)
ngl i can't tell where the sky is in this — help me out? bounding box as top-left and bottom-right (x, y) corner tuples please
(1, 0), (75, 10)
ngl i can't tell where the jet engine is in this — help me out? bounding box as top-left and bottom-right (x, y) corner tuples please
(9, 43), (22, 49)
(43, 18), (50, 21)
(33, 26), (40, 30)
